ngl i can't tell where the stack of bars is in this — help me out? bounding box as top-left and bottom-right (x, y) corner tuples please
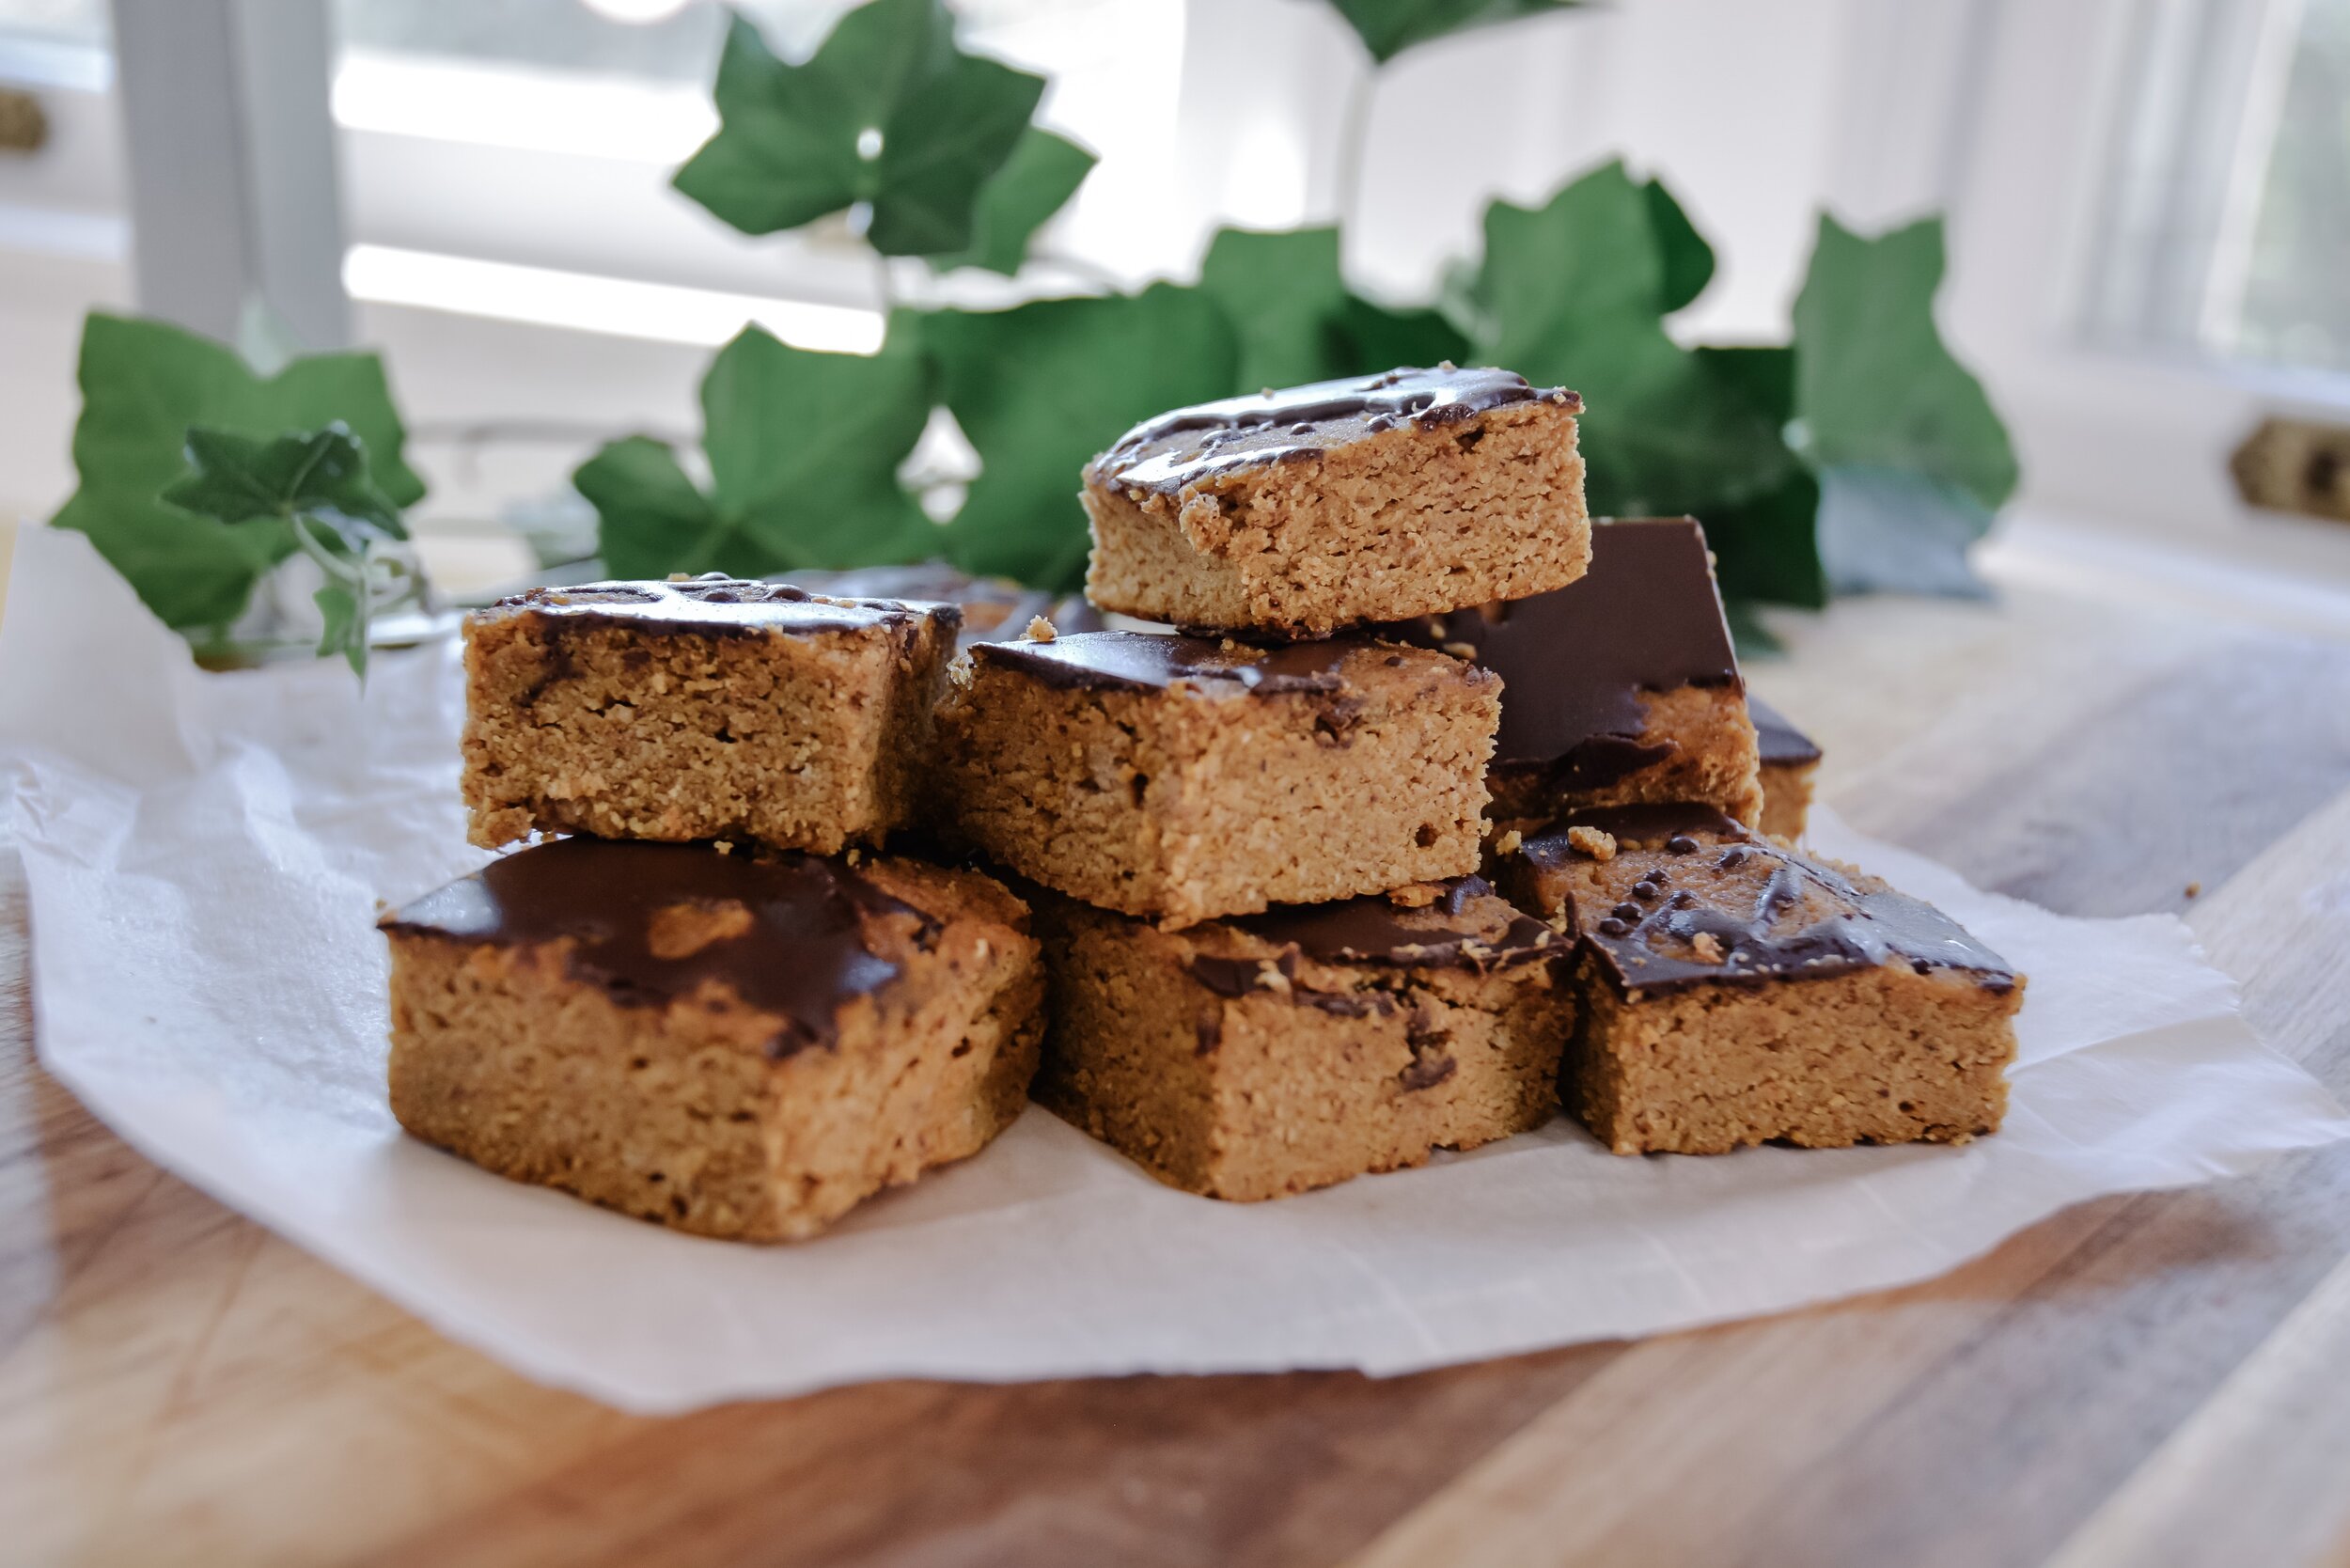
(382, 365), (2025, 1240)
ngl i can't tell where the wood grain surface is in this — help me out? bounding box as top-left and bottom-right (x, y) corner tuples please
(5, 577), (2348, 1568)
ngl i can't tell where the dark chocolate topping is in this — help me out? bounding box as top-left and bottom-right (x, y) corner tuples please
(971, 629), (1380, 697)
(1091, 366), (1578, 495)
(1376, 518), (1742, 787)
(382, 839), (928, 1057)
(1228, 875), (1559, 973)
(1748, 695), (1824, 766)
(786, 563), (1109, 651)
(1184, 946), (1399, 1019)
(1182, 879), (1558, 1023)
(1521, 806), (2015, 995)
(1520, 803), (1748, 870)
(489, 574), (959, 638)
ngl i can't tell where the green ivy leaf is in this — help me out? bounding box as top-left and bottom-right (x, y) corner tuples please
(926, 283), (1239, 589)
(1325, 0), (1589, 64)
(1465, 162), (1795, 522)
(51, 313), (424, 635)
(574, 436), (750, 579)
(1643, 177), (1716, 315)
(1330, 295), (1472, 373)
(926, 127), (1096, 276)
(314, 582), (364, 676)
(1814, 464), (1995, 598)
(1686, 347), (1825, 607)
(162, 426), (408, 541)
(158, 423), (415, 680)
(1721, 597), (1783, 658)
(1199, 226), (1352, 391)
(673, 1), (1044, 259)
(577, 324), (935, 580)
(1792, 212), (2018, 512)
(1199, 226), (1471, 390)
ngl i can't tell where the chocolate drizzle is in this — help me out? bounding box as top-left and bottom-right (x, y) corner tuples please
(1519, 805), (2016, 996)
(784, 564), (1106, 651)
(382, 839), (930, 1057)
(1376, 518), (1742, 789)
(972, 629), (1392, 697)
(1090, 366), (1578, 495)
(486, 574), (960, 639)
(1748, 695), (1824, 767)
(1226, 875), (1559, 975)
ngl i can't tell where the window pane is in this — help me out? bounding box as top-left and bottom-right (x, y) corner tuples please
(332, 0), (725, 82)
(0, 0), (104, 47)
(2223, 0), (2350, 371)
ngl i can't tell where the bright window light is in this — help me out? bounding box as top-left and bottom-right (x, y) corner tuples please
(332, 53), (715, 164)
(342, 244), (885, 353)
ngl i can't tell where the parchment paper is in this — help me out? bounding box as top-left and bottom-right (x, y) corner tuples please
(8, 525), (2343, 1414)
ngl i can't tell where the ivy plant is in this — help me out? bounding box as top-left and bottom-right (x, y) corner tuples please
(55, 0), (2020, 670)
(54, 314), (424, 640)
(160, 425), (413, 676)
(673, 0), (1046, 257)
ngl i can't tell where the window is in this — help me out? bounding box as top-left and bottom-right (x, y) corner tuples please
(2083, 0), (2350, 384)
(2222, 0), (2350, 373)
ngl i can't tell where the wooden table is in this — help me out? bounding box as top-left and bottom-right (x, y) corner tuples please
(7, 566), (2350, 1567)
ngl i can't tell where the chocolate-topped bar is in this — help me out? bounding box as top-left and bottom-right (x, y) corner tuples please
(1082, 366), (1590, 637)
(1749, 695), (1823, 839)
(786, 563), (1108, 651)
(934, 629), (1500, 926)
(383, 839), (1043, 1241)
(1034, 875), (1574, 1200)
(462, 575), (959, 854)
(1496, 804), (2021, 1154)
(1380, 516), (1763, 827)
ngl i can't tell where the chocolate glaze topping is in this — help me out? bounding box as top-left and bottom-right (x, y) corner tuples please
(1747, 695), (1824, 766)
(1521, 804), (2015, 996)
(1376, 518), (1742, 790)
(783, 563), (1106, 651)
(1091, 366), (1579, 495)
(489, 574), (960, 639)
(971, 629), (1400, 697)
(382, 839), (929, 1057)
(1183, 877), (1560, 1020)
(1231, 875), (1558, 970)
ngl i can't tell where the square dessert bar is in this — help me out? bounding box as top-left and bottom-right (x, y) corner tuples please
(1083, 366), (1590, 637)
(1499, 804), (2021, 1155)
(462, 575), (960, 854)
(934, 630), (1500, 926)
(784, 563), (1107, 650)
(383, 839), (1043, 1241)
(1378, 516), (1762, 828)
(1035, 877), (1573, 1200)
(1749, 696), (1823, 840)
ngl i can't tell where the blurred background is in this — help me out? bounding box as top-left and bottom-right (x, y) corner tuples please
(2, 0), (2348, 621)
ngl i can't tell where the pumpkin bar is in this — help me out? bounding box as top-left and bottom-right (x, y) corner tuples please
(934, 629), (1499, 926)
(787, 562), (1108, 650)
(1749, 695), (1823, 840)
(382, 838), (1043, 1242)
(1378, 516), (1762, 829)
(461, 575), (959, 854)
(1499, 804), (2021, 1155)
(1034, 877), (1572, 1200)
(1082, 366), (1590, 637)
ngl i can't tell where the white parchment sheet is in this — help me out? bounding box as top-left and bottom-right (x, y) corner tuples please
(7, 526), (2343, 1414)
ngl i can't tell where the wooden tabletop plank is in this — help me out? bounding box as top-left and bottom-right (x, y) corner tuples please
(2044, 1250), (2350, 1568)
(6, 585), (2349, 1567)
